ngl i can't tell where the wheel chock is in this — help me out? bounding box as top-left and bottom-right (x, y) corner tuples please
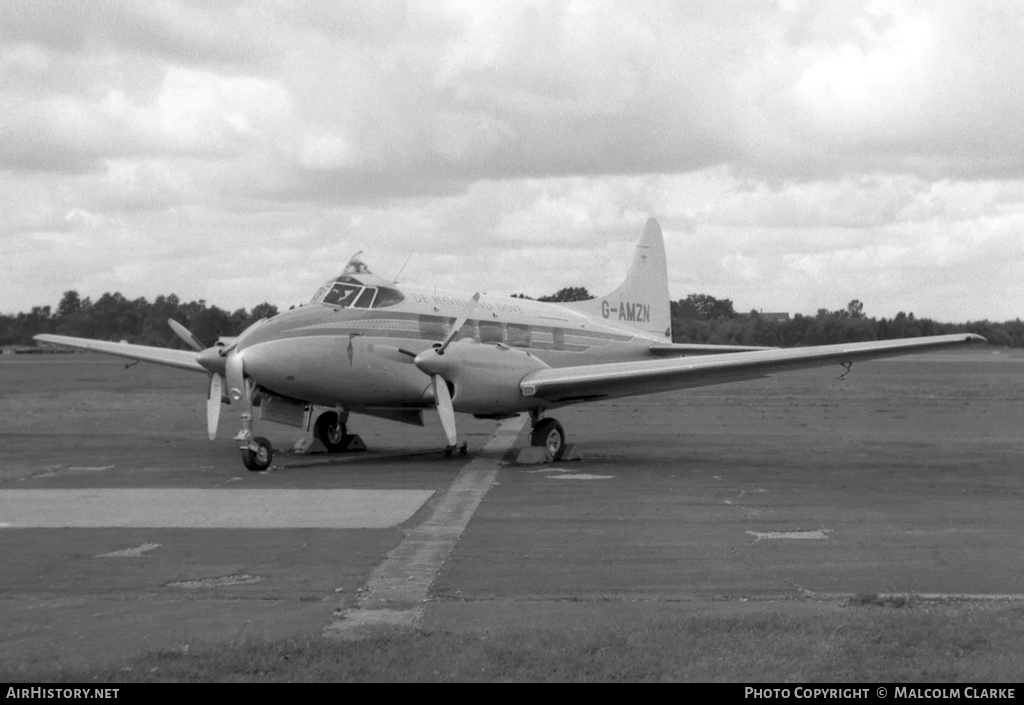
(558, 444), (583, 462)
(290, 435), (366, 454)
(511, 447), (553, 464)
(340, 434), (367, 452)
(291, 437), (328, 455)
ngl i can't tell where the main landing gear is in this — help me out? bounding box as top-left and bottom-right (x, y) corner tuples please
(314, 410), (348, 452)
(530, 415), (566, 461)
(312, 409), (367, 453)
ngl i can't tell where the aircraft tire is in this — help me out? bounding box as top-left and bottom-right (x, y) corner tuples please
(530, 418), (565, 461)
(314, 412), (349, 453)
(241, 436), (273, 472)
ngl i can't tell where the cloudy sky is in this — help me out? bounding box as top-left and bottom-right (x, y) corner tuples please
(3, 0), (1023, 322)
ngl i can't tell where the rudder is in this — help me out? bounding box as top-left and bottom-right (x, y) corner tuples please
(560, 218), (671, 339)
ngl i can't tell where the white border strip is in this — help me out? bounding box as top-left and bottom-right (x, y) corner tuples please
(327, 415), (526, 635)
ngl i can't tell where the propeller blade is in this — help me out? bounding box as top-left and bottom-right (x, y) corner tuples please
(367, 343), (417, 363)
(432, 374), (457, 447)
(207, 373), (223, 440)
(226, 352), (245, 403)
(168, 319), (204, 352)
(436, 293), (480, 355)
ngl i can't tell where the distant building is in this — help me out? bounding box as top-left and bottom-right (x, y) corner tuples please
(758, 311), (791, 322)
(17, 343), (74, 354)
(2, 345), (47, 354)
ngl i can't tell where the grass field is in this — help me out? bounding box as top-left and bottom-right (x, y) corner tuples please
(8, 600), (1024, 682)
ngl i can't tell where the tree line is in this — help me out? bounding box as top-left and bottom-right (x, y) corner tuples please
(2, 290), (278, 349)
(669, 294), (1023, 348)
(2, 288), (1021, 348)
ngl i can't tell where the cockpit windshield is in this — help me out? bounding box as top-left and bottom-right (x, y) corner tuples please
(309, 276), (405, 309)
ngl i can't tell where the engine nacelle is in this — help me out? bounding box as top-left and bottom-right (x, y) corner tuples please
(419, 340), (549, 415)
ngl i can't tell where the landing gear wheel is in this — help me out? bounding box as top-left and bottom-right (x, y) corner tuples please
(443, 442), (468, 459)
(531, 418), (565, 461)
(241, 436), (273, 472)
(314, 411), (349, 453)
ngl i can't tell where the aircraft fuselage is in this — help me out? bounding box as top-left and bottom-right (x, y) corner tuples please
(234, 284), (658, 413)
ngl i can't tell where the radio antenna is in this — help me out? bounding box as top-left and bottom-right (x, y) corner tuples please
(393, 253), (414, 283)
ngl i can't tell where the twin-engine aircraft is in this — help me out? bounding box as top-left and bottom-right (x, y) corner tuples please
(36, 219), (984, 471)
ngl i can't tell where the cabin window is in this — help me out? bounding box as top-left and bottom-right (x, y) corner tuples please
(507, 323), (531, 348)
(552, 327), (565, 351)
(322, 283), (361, 307)
(309, 285), (330, 305)
(313, 280), (406, 309)
(372, 286), (405, 308)
(418, 315), (446, 341)
(478, 320), (504, 344)
(451, 319), (475, 342)
(353, 287), (376, 308)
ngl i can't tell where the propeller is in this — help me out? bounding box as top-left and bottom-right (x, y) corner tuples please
(432, 375), (457, 446)
(169, 318), (204, 352)
(413, 293), (480, 447)
(169, 318), (232, 440)
(436, 293), (479, 355)
(206, 372), (223, 440)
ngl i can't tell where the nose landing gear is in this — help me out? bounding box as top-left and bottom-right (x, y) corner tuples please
(241, 436), (274, 471)
(233, 376), (275, 472)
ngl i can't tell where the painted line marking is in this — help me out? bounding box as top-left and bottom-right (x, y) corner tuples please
(724, 488), (767, 505)
(747, 529), (832, 541)
(327, 415), (527, 637)
(551, 473), (613, 480)
(0, 359), (128, 364)
(167, 574), (264, 589)
(876, 593), (1024, 601)
(0, 489), (434, 528)
(96, 542), (160, 558)
(33, 465), (116, 479)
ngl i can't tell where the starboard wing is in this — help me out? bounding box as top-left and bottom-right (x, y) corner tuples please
(649, 343), (772, 355)
(33, 334), (206, 373)
(521, 333), (985, 405)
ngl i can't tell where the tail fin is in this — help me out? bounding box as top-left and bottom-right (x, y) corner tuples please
(561, 218), (672, 339)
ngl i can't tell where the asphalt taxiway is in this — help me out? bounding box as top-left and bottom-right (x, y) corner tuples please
(1, 351), (1022, 670)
